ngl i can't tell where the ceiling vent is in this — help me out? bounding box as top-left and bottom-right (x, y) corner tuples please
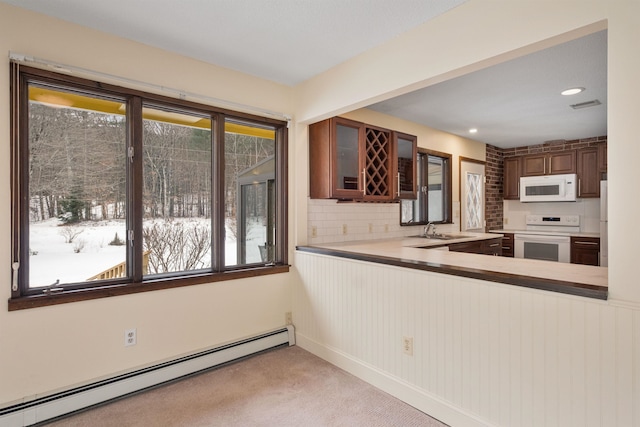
(570, 99), (601, 109)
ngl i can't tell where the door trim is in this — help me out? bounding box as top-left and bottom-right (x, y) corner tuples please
(459, 157), (486, 232)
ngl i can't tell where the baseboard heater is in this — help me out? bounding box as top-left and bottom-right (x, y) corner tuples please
(0, 325), (295, 427)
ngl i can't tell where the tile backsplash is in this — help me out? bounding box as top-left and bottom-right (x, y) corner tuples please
(503, 199), (601, 232)
(307, 199), (461, 244)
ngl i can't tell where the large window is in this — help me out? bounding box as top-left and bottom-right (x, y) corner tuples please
(400, 149), (452, 225)
(10, 65), (288, 309)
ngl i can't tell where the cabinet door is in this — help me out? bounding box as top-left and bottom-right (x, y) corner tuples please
(503, 157), (521, 199)
(577, 148), (599, 198)
(393, 132), (417, 200)
(363, 125), (392, 201)
(309, 117), (364, 200)
(548, 150), (576, 175)
(448, 240), (483, 254)
(571, 237), (600, 266)
(521, 150), (576, 176)
(500, 233), (514, 257)
(521, 153), (547, 176)
(598, 142), (607, 173)
(481, 238), (503, 256)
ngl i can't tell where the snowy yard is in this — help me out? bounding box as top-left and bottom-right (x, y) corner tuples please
(27, 217), (263, 288)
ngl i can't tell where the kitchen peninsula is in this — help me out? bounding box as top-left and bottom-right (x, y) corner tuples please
(297, 232), (607, 300)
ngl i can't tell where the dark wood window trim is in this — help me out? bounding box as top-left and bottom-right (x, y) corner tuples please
(8, 265), (290, 311)
(9, 64), (289, 311)
(401, 148), (452, 225)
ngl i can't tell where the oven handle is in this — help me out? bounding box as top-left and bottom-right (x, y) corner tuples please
(514, 234), (570, 243)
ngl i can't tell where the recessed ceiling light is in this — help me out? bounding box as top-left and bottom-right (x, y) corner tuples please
(469, 128), (478, 134)
(561, 87), (585, 96)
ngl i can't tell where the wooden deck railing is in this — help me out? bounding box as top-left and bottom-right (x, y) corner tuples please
(87, 250), (150, 281)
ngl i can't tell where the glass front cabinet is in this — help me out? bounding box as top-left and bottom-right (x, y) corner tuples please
(393, 131), (418, 200)
(309, 116), (417, 202)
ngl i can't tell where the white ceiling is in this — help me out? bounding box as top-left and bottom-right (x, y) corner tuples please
(2, 0), (467, 86)
(3, 0), (607, 148)
(369, 30), (608, 148)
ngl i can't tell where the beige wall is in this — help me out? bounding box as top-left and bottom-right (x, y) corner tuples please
(294, 0), (639, 304)
(3, 0), (640, 420)
(0, 3), (295, 406)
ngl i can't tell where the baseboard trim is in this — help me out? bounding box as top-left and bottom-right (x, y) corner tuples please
(296, 333), (493, 427)
(1, 326), (294, 427)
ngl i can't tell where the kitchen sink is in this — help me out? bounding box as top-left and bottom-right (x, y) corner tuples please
(408, 234), (473, 240)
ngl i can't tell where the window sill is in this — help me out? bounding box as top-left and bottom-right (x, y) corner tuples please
(8, 265), (290, 311)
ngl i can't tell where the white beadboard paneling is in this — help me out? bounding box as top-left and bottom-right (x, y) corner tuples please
(570, 300), (586, 427)
(519, 291), (533, 427)
(293, 251), (639, 427)
(531, 293), (547, 427)
(584, 303), (602, 427)
(557, 297), (572, 426)
(509, 291), (522, 427)
(615, 308), (634, 426)
(487, 285), (501, 423)
(635, 311), (640, 427)
(498, 289), (511, 427)
(600, 307), (617, 425)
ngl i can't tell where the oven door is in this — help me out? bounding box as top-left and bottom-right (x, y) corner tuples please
(514, 234), (571, 263)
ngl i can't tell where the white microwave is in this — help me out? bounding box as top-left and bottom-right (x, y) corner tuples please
(519, 173), (577, 202)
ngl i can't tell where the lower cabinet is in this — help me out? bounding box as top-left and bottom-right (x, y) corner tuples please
(500, 233), (514, 257)
(570, 236), (600, 266)
(449, 237), (502, 256)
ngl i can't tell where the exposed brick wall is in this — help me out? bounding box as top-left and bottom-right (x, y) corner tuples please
(486, 135), (607, 231)
(501, 136), (607, 158)
(485, 144), (504, 231)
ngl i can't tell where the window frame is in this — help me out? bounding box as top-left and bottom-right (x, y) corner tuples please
(400, 148), (452, 226)
(9, 64), (289, 311)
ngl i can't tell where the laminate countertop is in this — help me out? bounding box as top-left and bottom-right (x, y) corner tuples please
(297, 232), (608, 300)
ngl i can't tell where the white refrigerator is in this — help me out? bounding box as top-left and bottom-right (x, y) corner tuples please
(600, 180), (608, 267)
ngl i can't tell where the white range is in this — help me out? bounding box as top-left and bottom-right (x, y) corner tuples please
(513, 214), (580, 263)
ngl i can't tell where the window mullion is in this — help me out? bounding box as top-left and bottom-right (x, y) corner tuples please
(129, 96), (144, 282)
(212, 115), (225, 272)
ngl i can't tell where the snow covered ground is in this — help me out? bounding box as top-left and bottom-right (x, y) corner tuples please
(27, 217), (263, 288)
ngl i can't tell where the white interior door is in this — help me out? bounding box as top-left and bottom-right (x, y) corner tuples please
(460, 160), (485, 232)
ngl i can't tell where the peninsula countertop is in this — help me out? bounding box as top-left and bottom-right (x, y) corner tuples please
(296, 232), (608, 300)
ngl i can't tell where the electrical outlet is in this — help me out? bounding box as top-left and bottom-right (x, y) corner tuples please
(311, 226), (317, 238)
(384, 224), (389, 233)
(504, 217), (509, 225)
(402, 336), (413, 356)
(285, 311), (293, 325)
(342, 224), (347, 235)
(125, 328), (137, 347)
(368, 223), (373, 233)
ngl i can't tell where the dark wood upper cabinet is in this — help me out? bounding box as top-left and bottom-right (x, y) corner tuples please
(521, 150), (576, 177)
(598, 142), (607, 174)
(503, 156), (521, 200)
(393, 131), (418, 200)
(309, 117), (365, 200)
(577, 147), (600, 198)
(363, 125), (393, 202)
(309, 117), (415, 201)
(520, 153), (548, 176)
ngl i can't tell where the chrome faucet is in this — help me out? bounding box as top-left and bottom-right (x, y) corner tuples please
(424, 222), (436, 237)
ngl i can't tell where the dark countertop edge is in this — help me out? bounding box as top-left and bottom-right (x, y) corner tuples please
(296, 246), (608, 301)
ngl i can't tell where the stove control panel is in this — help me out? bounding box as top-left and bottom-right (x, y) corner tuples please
(525, 214), (580, 227)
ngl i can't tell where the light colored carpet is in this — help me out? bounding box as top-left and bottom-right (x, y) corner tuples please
(44, 345), (447, 426)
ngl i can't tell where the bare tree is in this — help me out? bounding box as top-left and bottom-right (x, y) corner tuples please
(142, 220), (211, 274)
(58, 226), (84, 243)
